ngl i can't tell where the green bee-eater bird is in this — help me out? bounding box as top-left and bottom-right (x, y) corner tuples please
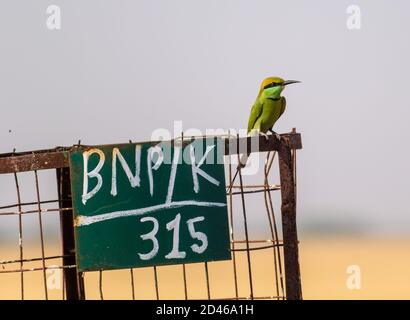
(239, 76), (300, 167)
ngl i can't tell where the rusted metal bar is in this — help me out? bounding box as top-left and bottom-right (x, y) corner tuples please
(227, 151), (239, 300)
(34, 171), (48, 300)
(278, 137), (302, 300)
(0, 207), (72, 217)
(233, 239), (284, 244)
(0, 265), (76, 274)
(57, 167), (85, 300)
(263, 151), (285, 299)
(0, 133), (302, 174)
(13, 172), (24, 300)
(231, 244), (283, 252)
(229, 186), (280, 196)
(204, 262), (211, 300)
(99, 270), (104, 300)
(0, 151), (68, 174)
(225, 132), (302, 155)
(236, 134), (254, 300)
(0, 199), (63, 210)
(0, 254), (68, 265)
(153, 266), (160, 300)
(130, 268), (135, 300)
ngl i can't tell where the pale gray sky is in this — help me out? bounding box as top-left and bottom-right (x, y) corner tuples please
(1, 1), (409, 237)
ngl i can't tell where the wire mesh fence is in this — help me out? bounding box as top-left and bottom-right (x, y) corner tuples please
(0, 132), (302, 300)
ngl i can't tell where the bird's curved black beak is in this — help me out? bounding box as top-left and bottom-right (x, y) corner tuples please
(282, 80), (301, 86)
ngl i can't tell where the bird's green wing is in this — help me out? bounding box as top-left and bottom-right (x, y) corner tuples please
(247, 99), (263, 133)
(279, 96), (286, 118)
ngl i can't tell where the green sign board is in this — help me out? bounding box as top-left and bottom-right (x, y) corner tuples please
(69, 138), (231, 272)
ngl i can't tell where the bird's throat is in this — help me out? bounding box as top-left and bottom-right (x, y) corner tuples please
(262, 87), (283, 100)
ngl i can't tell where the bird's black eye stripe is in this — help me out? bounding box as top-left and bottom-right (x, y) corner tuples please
(263, 82), (280, 89)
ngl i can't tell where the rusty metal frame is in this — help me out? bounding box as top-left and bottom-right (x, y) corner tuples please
(0, 133), (301, 174)
(0, 131), (302, 300)
(56, 167), (86, 300)
(278, 136), (302, 300)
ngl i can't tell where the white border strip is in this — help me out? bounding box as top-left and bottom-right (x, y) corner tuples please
(75, 200), (226, 227)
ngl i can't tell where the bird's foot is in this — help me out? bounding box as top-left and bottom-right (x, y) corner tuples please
(260, 132), (270, 141)
(268, 129), (281, 141)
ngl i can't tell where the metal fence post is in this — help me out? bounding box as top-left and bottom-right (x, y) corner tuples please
(57, 167), (85, 300)
(278, 138), (302, 300)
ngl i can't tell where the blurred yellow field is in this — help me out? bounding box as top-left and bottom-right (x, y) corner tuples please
(2, 237), (410, 300)
(300, 237), (410, 300)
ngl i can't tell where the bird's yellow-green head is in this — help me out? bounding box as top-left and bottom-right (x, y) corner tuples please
(258, 77), (300, 99)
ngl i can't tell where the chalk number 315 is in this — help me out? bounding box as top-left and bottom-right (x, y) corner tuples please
(138, 214), (208, 260)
